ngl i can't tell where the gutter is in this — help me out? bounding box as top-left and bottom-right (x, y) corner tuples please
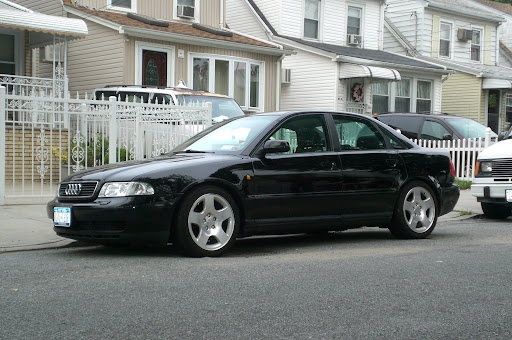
(426, 2), (504, 23)
(122, 26), (289, 56)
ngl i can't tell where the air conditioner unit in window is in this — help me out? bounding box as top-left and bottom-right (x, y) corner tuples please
(281, 68), (291, 84)
(177, 5), (195, 18)
(39, 44), (65, 63)
(347, 34), (363, 46)
(457, 28), (473, 41)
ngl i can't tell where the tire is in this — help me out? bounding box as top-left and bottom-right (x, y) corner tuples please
(389, 181), (438, 239)
(481, 203), (510, 219)
(173, 186), (240, 257)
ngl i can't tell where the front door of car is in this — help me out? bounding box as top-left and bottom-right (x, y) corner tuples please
(332, 115), (406, 223)
(249, 113), (342, 228)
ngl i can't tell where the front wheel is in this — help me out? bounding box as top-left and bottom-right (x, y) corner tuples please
(174, 186), (240, 257)
(389, 181), (438, 239)
(481, 203), (510, 219)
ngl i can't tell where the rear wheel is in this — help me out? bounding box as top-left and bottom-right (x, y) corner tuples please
(481, 203), (510, 219)
(174, 186), (239, 257)
(389, 181), (437, 239)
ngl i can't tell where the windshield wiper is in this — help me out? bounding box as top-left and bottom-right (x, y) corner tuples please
(174, 149), (212, 154)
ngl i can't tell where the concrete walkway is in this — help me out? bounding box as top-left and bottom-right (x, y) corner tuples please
(0, 189), (483, 253)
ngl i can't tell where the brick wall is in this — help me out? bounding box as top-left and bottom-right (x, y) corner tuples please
(5, 127), (69, 182)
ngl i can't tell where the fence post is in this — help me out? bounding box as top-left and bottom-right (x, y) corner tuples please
(135, 108), (143, 160)
(108, 96), (117, 164)
(0, 86), (5, 205)
(485, 127), (491, 148)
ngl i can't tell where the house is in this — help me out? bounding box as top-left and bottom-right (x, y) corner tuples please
(384, 0), (512, 133)
(226, 0), (450, 116)
(14, 0), (292, 113)
(0, 0), (87, 95)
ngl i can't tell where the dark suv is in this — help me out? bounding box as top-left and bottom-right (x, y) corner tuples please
(375, 113), (497, 141)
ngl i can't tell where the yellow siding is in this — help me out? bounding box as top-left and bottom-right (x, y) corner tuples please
(431, 15), (440, 58)
(441, 73), (484, 123)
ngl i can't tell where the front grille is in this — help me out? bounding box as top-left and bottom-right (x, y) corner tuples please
(59, 181), (98, 198)
(492, 158), (512, 177)
(74, 221), (127, 233)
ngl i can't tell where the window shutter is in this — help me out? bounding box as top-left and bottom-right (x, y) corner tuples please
(432, 15), (440, 58)
(484, 25), (492, 65)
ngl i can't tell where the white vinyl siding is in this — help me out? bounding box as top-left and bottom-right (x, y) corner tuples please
(384, 0), (426, 54)
(255, 1), (282, 33)
(225, 0), (268, 40)
(280, 50), (337, 111)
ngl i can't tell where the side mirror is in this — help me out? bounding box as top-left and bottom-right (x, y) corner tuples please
(442, 134), (453, 141)
(262, 140), (290, 154)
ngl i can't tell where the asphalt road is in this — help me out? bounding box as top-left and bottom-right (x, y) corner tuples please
(1, 217), (512, 340)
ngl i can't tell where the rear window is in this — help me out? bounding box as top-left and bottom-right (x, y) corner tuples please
(175, 95), (245, 122)
(377, 115), (422, 139)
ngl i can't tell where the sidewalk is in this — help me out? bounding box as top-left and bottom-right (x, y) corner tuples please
(0, 190), (483, 253)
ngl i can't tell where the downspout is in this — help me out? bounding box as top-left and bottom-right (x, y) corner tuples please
(220, 0), (224, 29)
(276, 54), (286, 111)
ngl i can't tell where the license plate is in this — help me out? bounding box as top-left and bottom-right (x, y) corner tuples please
(507, 190), (512, 203)
(54, 207), (71, 227)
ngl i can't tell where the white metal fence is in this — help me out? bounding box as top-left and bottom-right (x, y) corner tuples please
(0, 86), (212, 204)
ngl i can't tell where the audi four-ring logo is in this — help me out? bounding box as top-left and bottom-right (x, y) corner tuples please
(65, 183), (82, 196)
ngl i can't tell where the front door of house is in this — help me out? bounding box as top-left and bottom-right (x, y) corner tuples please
(142, 50), (167, 86)
(487, 89), (500, 133)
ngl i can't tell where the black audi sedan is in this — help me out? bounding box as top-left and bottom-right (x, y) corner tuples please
(48, 111), (460, 257)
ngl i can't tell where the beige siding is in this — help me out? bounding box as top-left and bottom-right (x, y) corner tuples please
(66, 17), (125, 95)
(441, 73), (484, 123)
(76, 0), (221, 26)
(123, 38), (278, 111)
(13, 0), (64, 16)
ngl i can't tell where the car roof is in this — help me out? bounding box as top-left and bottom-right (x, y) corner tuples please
(376, 112), (466, 120)
(93, 85), (233, 99)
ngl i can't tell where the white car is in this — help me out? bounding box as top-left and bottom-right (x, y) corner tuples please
(471, 138), (512, 219)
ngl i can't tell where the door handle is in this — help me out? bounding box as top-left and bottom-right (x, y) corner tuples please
(320, 162), (338, 170)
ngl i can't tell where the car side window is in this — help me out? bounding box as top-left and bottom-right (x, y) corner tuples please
(268, 114), (330, 154)
(333, 116), (386, 150)
(421, 120), (451, 140)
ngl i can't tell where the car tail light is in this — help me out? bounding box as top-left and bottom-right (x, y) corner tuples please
(449, 160), (456, 178)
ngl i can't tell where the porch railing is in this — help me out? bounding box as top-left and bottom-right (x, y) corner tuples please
(0, 73), (66, 98)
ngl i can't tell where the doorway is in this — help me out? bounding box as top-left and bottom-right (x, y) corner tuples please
(487, 89), (500, 133)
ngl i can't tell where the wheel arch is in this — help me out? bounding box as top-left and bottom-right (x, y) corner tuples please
(169, 179), (246, 241)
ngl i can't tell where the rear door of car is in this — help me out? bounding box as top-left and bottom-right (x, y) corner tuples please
(332, 114), (407, 224)
(249, 113), (343, 228)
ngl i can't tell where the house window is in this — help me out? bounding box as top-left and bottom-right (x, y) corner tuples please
(471, 29), (481, 62)
(191, 55), (263, 110)
(0, 34), (15, 75)
(347, 6), (362, 36)
(440, 22), (452, 58)
(506, 93), (512, 125)
(372, 82), (389, 114)
(304, 0), (320, 39)
(193, 57), (209, 91)
(108, 0), (136, 11)
(395, 78), (411, 112)
(417, 80), (432, 113)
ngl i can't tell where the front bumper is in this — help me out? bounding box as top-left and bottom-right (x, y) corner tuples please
(438, 183), (460, 216)
(472, 180), (512, 206)
(47, 195), (180, 246)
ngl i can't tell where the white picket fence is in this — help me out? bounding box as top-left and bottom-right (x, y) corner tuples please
(412, 128), (493, 181)
(0, 86), (212, 204)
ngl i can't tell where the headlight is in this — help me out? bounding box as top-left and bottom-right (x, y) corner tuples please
(98, 182), (155, 197)
(480, 161), (492, 173)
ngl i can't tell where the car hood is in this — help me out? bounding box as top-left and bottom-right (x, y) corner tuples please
(63, 153), (239, 182)
(478, 139), (512, 160)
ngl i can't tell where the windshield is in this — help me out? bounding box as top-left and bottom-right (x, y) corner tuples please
(172, 115), (277, 153)
(445, 118), (498, 139)
(175, 95), (245, 122)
